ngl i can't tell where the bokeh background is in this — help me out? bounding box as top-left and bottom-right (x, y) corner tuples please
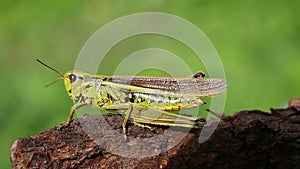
(1, 1), (299, 168)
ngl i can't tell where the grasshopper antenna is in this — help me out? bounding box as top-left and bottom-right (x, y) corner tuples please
(36, 59), (65, 78)
(45, 77), (64, 87)
(36, 59), (66, 87)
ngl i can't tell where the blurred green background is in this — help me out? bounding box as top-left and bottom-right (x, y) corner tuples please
(1, 0), (299, 168)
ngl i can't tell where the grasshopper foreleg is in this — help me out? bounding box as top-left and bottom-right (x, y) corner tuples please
(67, 102), (89, 124)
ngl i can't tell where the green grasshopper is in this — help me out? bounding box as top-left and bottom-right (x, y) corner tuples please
(36, 59), (227, 138)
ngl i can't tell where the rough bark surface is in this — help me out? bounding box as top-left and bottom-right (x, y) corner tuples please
(10, 99), (300, 169)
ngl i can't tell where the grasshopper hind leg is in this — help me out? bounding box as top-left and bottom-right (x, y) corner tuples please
(132, 121), (153, 131)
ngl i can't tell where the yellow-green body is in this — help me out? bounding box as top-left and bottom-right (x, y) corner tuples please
(63, 70), (227, 134)
(36, 59), (227, 138)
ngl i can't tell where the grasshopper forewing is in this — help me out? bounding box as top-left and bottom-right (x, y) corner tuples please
(36, 59), (227, 139)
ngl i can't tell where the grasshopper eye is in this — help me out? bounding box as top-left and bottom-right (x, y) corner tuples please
(68, 74), (77, 83)
(193, 72), (205, 78)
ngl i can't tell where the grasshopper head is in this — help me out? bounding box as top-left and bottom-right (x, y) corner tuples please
(36, 59), (98, 102)
(64, 70), (85, 100)
(64, 70), (100, 102)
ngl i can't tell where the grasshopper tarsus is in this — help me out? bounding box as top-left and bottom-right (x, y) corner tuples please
(123, 134), (129, 143)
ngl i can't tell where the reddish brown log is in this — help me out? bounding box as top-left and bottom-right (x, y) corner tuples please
(10, 99), (300, 169)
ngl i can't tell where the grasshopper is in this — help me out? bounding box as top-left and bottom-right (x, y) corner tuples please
(36, 59), (227, 138)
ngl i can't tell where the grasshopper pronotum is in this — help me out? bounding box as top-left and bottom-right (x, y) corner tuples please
(36, 59), (227, 139)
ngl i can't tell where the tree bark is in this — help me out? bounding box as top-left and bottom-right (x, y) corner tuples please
(10, 98), (300, 169)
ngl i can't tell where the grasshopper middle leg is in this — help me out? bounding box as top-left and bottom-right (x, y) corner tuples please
(122, 104), (133, 140)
